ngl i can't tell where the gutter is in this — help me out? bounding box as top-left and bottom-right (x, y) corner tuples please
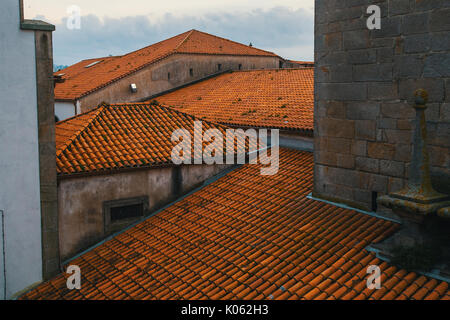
(1, 210), (5, 300)
(306, 193), (402, 224)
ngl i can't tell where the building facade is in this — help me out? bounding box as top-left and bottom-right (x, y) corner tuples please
(0, 0), (58, 299)
(54, 30), (284, 120)
(314, 0), (450, 212)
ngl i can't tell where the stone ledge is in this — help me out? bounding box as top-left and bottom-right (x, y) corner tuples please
(20, 19), (55, 32)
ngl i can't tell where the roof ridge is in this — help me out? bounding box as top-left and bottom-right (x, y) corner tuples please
(177, 29), (279, 57)
(56, 105), (106, 158)
(174, 29), (195, 52)
(122, 30), (191, 58)
(110, 101), (228, 129)
(55, 105), (101, 124)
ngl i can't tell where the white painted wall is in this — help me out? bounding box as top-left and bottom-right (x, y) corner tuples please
(0, 1), (43, 299)
(55, 101), (75, 121)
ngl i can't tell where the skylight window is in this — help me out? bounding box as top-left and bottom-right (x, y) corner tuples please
(85, 60), (103, 68)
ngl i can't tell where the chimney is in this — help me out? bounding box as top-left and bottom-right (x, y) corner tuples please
(375, 89), (450, 275)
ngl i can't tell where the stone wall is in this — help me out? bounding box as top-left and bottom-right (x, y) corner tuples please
(314, 0), (450, 211)
(35, 29), (60, 280)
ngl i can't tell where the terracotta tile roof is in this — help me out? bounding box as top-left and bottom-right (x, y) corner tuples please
(54, 102), (248, 176)
(20, 149), (449, 300)
(154, 68), (314, 132)
(54, 30), (278, 101)
(55, 108), (103, 148)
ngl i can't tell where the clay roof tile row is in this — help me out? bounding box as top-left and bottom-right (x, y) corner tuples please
(20, 149), (450, 300)
(55, 103), (252, 175)
(154, 68), (314, 132)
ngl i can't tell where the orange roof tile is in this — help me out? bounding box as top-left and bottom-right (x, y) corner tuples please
(54, 30), (278, 101)
(20, 149), (449, 300)
(154, 68), (314, 132)
(54, 102), (249, 176)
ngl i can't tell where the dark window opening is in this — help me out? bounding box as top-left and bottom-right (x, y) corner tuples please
(168, 72), (171, 80)
(104, 196), (148, 233)
(218, 64), (222, 71)
(279, 60), (283, 68)
(238, 64), (242, 70)
(110, 203), (143, 222)
(189, 68), (193, 77)
(371, 191), (378, 212)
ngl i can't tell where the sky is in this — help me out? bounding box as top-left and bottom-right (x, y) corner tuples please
(24, 0), (315, 66)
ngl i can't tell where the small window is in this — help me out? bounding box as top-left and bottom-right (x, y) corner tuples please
(189, 68), (193, 77)
(104, 196), (148, 233)
(238, 64), (242, 70)
(168, 72), (171, 80)
(111, 203), (143, 222)
(279, 60), (283, 68)
(218, 64), (222, 71)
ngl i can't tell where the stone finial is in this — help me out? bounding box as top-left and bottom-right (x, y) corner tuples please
(378, 89), (450, 222)
(414, 88), (428, 107)
(373, 90), (450, 273)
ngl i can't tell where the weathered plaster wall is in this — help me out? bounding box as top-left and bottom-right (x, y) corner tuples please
(279, 132), (314, 152)
(180, 163), (231, 194)
(314, 0), (450, 211)
(0, 0), (42, 299)
(55, 102), (75, 121)
(58, 164), (231, 260)
(77, 53), (281, 113)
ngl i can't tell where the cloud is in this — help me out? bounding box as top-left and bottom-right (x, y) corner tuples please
(49, 6), (313, 65)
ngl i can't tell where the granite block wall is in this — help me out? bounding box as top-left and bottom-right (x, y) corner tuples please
(314, 0), (450, 211)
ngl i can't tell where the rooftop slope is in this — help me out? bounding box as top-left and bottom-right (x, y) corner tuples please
(21, 149), (449, 300)
(54, 30), (278, 101)
(55, 103), (247, 176)
(154, 68), (314, 132)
